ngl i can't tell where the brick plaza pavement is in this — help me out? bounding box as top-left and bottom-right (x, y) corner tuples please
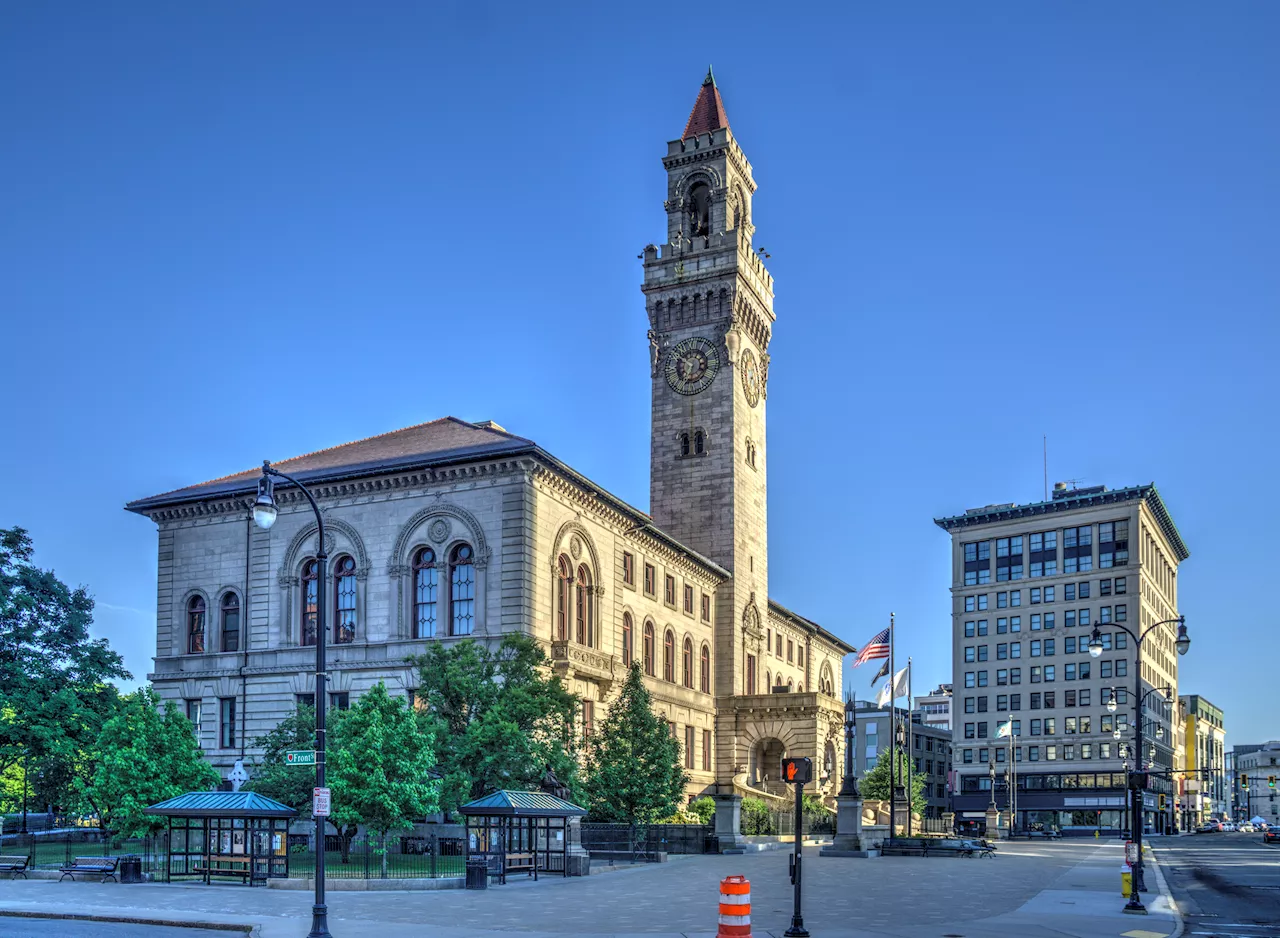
(0, 841), (1180, 938)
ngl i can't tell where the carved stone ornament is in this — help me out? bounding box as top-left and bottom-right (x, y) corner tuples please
(428, 518), (452, 544)
(724, 327), (741, 365)
(570, 536), (583, 560)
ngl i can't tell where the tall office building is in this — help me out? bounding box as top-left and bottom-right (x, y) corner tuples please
(916, 684), (953, 731)
(1180, 694), (1227, 826)
(935, 483), (1189, 834)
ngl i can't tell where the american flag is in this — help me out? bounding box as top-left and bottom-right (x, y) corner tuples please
(853, 628), (891, 666)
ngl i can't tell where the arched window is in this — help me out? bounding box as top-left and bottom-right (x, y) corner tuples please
(622, 612), (633, 666)
(663, 630), (675, 683)
(449, 543), (475, 635)
(682, 638), (694, 687)
(576, 564), (594, 646)
(766, 670), (772, 691)
(334, 555), (357, 644)
(694, 430), (705, 456)
(301, 560), (319, 646)
(556, 556), (571, 641)
(187, 596), (206, 654)
(700, 644), (711, 693)
(643, 622), (655, 675)
(220, 592), (240, 653)
(412, 547), (438, 639)
(679, 433), (690, 457)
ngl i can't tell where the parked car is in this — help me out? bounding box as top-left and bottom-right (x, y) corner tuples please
(1222, 821), (1237, 832)
(1198, 821), (1223, 833)
(1264, 828), (1280, 845)
(1241, 823), (1256, 833)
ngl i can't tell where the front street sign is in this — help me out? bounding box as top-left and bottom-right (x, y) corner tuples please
(285, 750), (317, 766)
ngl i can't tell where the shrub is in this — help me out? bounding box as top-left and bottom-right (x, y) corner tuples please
(689, 796), (715, 825)
(740, 797), (775, 835)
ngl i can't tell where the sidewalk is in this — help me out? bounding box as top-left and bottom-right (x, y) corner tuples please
(0, 842), (1181, 938)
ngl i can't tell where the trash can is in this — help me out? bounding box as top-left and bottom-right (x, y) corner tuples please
(465, 857), (488, 890)
(119, 855), (143, 884)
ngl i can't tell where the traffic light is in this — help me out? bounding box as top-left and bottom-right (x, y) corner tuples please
(1159, 793), (1167, 810)
(1270, 775), (1276, 789)
(1242, 774), (1249, 789)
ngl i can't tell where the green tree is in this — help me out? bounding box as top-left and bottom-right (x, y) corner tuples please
(858, 745), (927, 818)
(411, 635), (579, 814)
(328, 683), (439, 877)
(0, 527), (130, 806)
(73, 689), (218, 838)
(583, 663), (686, 823)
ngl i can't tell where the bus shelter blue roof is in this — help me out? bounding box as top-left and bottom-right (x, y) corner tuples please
(145, 791), (298, 819)
(458, 790), (586, 818)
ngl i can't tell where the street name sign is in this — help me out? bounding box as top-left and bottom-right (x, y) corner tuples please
(313, 787), (331, 817)
(285, 750), (316, 766)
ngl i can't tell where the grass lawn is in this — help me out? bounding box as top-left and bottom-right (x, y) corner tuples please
(286, 850), (465, 879)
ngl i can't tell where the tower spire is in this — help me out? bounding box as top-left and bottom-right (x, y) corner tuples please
(682, 67), (730, 139)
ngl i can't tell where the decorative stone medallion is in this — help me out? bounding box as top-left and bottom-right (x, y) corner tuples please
(570, 536), (583, 560)
(428, 518), (451, 544)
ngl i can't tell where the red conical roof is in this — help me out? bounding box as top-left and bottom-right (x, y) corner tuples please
(682, 67), (730, 139)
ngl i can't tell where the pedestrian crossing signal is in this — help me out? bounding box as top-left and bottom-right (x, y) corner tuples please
(781, 757), (812, 785)
(1242, 775), (1249, 789)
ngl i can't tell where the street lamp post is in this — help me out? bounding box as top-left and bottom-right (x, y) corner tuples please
(839, 696), (858, 798)
(1089, 615), (1189, 915)
(253, 462), (333, 938)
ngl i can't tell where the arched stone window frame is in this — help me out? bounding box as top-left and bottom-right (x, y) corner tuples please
(387, 504), (490, 640)
(332, 554), (359, 644)
(643, 620), (656, 676)
(700, 643), (711, 694)
(218, 589), (241, 654)
(576, 563), (594, 648)
(182, 589), (210, 656)
(410, 546), (440, 640)
(446, 541), (477, 636)
(621, 610), (634, 667)
(556, 555), (572, 642)
(682, 635), (694, 688)
(819, 661), (836, 698)
(277, 516), (369, 647)
(547, 521), (603, 649)
(663, 628), (676, 683)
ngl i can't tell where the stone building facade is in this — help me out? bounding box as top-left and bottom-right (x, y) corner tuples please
(125, 72), (852, 804)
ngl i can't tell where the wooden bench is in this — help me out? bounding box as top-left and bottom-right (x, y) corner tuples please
(59, 856), (120, 882)
(504, 852), (536, 881)
(193, 855), (253, 883)
(0, 855), (30, 879)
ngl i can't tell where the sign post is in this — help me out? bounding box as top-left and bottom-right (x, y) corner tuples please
(782, 757), (812, 938)
(286, 750), (317, 767)
(313, 787), (331, 818)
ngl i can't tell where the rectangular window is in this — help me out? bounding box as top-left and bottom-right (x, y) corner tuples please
(1044, 665), (1055, 682)
(965, 672), (975, 688)
(703, 729), (712, 771)
(685, 726), (695, 769)
(1078, 609), (1090, 627)
(977, 696), (988, 712)
(977, 619), (988, 636)
(1044, 612), (1055, 630)
(330, 692), (350, 711)
(979, 749), (989, 763)
(997, 618), (1007, 634)
(1079, 662), (1090, 680)
(219, 697), (236, 749)
(623, 552), (635, 587)
(977, 670), (988, 687)
(1079, 582), (1091, 599)
(787, 639), (794, 663)
(1099, 606), (1112, 624)
(1115, 604), (1126, 622)
(1100, 578), (1111, 596)
(1065, 716), (1077, 734)
(1031, 614), (1041, 631)
(1064, 584), (1075, 602)
(1011, 642), (1021, 659)
(1031, 666), (1041, 683)
(1030, 692), (1041, 709)
(1044, 586), (1055, 603)
(1044, 638), (1055, 656)
(1010, 616), (1021, 633)
(1011, 590), (1021, 607)
(746, 654), (757, 694)
(996, 694), (1008, 711)
(1010, 667), (1021, 684)
(185, 699), (202, 739)
(702, 594), (711, 622)
(1100, 742), (1111, 760)
(1079, 715), (1091, 733)
(1063, 744), (1075, 761)
(1114, 577), (1126, 595)
(997, 592), (1008, 609)
(582, 700), (595, 738)
(1010, 693), (1021, 711)
(978, 645), (988, 661)
(1044, 717), (1056, 734)
(964, 540), (992, 586)
(996, 669), (1008, 686)
(995, 748), (1006, 762)
(1046, 745), (1057, 761)
(965, 697), (975, 714)
(1115, 632), (1127, 649)
(977, 722), (988, 738)
(963, 749), (974, 764)
(1031, 588), (1041, 604)
(296, 693), (315, 709)
(1100, 660), (1112, 679)
(995, 536), (1023, 581)
(1031, 718), (1042, 735)
(997, 643), (1007, 660)
(683, 584), (694, 614)
(978, 594), (988, 610)
(1031, 640), (1041, 657)
(1065, 663), (1076, 680)
(643, 564), (656, 596)
(1044, 692), (1055, 709)
(1064, 689), (1076, 707)
(1029, 745), (1040, 762)
(1065, 636), (1076, 654)
(1065, 610), (1076, 628)
(1115, 659), (1128, 677)
(664, 574), (676, 605)
(965, 722), (975, 739)
(965, 621), (975, 638)
(966, 646), (976, 663)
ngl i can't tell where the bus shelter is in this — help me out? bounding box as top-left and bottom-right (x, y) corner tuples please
(145, 791), (297, 885)
(459, 790), (586, 884)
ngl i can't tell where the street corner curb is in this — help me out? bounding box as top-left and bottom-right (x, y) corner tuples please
(0, 909), (256, 933)
(1146, 847), (1186, 937)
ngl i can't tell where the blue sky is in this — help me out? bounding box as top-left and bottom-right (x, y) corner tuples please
(2, 3), (1276, 744)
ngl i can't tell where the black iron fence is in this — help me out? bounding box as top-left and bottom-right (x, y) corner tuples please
(580, 823), (716, 859)
(0, 829), (168, 875)
(740, 806), (835, 836)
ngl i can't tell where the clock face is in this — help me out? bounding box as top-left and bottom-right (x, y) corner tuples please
(665, 337), (720, 396)
(741, 349), (761, 407)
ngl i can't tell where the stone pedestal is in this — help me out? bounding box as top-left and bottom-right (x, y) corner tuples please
(564, 815), (591, 875)
(713, 793), (746, 854)
(893, 798), (910, 839)
(821, 794), (878, 858)
(986, 805), (1006, 839)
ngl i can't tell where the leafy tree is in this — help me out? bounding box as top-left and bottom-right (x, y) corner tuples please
(0, 527), (129, 798)
(858, 745), (927, 818)
(411, 635), (579, 814)
(328, 683), (439, 877)
(583, 663), (686, 823)
(73, 689), (218, 839)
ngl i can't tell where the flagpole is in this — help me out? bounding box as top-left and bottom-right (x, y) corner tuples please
(1010, 710), (1017, 835)
(906, 657), (914, 838)
(888, 612), (896, 843)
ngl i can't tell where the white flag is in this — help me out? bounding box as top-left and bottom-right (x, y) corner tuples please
(876, 666), (908, 707)
(997, 720), (1013, 738)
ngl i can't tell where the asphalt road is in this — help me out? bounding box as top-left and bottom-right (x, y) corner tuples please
(1157, 832), (1280, 937)
(0, 917), (232, 937)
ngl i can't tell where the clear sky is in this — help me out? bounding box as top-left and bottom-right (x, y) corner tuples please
(2, 3), (1276, 744)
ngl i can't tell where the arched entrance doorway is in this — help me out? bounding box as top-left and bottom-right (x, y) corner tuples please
(750, 738), (786, 786)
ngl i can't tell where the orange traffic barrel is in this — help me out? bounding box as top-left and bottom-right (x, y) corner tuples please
(718, 875), (752, 937)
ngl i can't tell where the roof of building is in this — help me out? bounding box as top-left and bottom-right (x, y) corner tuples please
(145, 790), (298, 818)
(682, 67), (731, 139)
(932, 483), (1189, 562)
(768, 599), (856, 655)
(457, 789), (586, 818)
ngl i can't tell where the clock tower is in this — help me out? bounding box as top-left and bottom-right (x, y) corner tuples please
(641, 69), (776, 699)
